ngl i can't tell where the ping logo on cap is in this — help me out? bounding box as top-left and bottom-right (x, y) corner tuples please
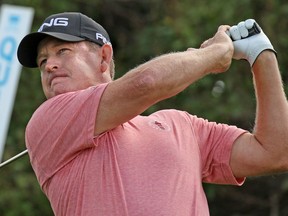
(38, 17), (69, 32)
(96, 33), (111, 45)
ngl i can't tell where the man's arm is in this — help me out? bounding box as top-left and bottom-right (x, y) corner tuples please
(95, 25), (233, 134)
(231, 50), (288, 178)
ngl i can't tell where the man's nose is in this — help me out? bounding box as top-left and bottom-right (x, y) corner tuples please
(45, 57), (59, 73)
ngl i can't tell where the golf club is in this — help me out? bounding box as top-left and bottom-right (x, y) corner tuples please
(0, 149), (28, 168)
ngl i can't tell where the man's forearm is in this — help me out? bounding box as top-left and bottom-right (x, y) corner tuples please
(125, 43), (232, 102)
(252, 51), (288, 169)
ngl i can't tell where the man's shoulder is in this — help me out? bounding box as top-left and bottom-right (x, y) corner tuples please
(150, 109), (196, 119)
(39, 84), (107, 110)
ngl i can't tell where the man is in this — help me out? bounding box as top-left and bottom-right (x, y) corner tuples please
(17, 12), (288, 215)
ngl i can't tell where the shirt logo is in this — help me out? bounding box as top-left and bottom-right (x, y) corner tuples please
(149, 120), (170, 131)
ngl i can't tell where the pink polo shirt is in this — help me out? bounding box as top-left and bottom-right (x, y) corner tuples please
(25, 83), (246, 216)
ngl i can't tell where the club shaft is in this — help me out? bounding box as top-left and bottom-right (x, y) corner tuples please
(0, 149), (28, 168)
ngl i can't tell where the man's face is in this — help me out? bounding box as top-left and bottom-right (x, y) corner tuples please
(37, 37), (104, 99)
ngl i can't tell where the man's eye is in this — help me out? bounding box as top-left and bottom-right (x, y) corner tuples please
(39, 59), (47, 67)
(59, 48), (69, 54)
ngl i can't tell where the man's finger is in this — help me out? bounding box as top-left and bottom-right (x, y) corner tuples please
(229, 25), (241, 40)
(238, 21), (249, 38)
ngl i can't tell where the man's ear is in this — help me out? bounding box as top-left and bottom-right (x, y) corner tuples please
(100, 44), (113, 73)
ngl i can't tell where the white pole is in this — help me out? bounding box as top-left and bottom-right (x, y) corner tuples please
(0, 149), (28, 168)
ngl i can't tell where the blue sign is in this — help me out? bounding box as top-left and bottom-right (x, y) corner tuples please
(0, 36), (17, 86)
(0, 5), (34, 162)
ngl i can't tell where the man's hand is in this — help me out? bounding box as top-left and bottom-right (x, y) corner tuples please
(200, 25), (234, 74)
(227, 19), (276, 66)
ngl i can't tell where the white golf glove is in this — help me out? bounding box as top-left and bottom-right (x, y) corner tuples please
(227, 19), (276, 66)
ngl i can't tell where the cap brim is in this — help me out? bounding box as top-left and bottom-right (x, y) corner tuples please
(17, 32), (84, 68)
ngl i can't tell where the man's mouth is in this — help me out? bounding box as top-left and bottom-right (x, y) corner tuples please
(49, 74), (68, 86)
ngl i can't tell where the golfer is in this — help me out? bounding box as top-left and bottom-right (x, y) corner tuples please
(17, 12), (287, 216)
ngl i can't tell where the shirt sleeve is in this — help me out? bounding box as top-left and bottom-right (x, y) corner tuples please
(187, 113), (247, 186)
(25, 84), (108, 186)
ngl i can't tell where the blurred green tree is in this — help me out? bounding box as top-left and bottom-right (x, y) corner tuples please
(0, 0), (287, 215)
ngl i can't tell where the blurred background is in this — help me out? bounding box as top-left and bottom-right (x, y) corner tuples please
(0, 0), (287, 215)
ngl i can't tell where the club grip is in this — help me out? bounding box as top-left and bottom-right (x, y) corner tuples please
(246, 22), (261, 38)
(226, 20), (262, 41)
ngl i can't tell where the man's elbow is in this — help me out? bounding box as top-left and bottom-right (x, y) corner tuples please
(128, 67), (163, 102)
